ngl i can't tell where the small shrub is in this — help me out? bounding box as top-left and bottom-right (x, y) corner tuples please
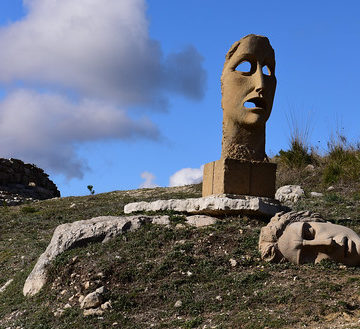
(21, 206), (37, 214)
(87, 185), (95, 195)
(278, 140), (315, 168)
(322, 134), (360, 184)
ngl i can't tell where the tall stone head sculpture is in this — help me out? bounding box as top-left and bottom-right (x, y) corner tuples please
(259, 211), (360, 266)
(221, 34), (277, 161)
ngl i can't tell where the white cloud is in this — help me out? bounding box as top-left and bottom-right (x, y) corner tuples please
(0, 0), (206, 109)
(0, 0), (207, 179)
(0, 90), (159, 178)
(169, 165), (204, 187)
(139, 171), (159, 188)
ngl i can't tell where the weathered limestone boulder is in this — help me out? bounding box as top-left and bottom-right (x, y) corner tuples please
(23, 215), (167, 296)
(124, 194), (286, 217)
(23, 214), (218, 297)
(275, 185), (304, 203)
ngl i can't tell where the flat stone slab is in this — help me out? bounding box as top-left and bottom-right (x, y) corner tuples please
(124, 194), (287, 217)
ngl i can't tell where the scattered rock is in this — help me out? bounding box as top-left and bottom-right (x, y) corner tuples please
(229, 258), (237, 267)
(216, 295), (222, 301)
(310, 192), (323, 197)
(186, 215), (216, 227)
(80, 286), (104, 309)
(70, 203), (76, 208)
(53, 308), (64, 317)
(275, 185), (304, 203)
(174, 300), (182, 308)
(83, 308), (104, 317)
(0, 279), (13, 293)
(327, 186), (335, 191)
(23, 215), (169, 296)
(101, 301), (112, 310)
(305, 164), (315, 171)
(64, 303), (71, 309)
(124, 194), (285, 217)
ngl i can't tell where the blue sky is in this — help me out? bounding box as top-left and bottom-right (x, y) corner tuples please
(0, 0), (359, 196)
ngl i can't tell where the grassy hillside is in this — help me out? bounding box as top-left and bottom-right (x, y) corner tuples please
(1, 154), (360, 328)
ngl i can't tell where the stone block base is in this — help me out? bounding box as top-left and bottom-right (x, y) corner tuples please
(202, 158), (276, 198)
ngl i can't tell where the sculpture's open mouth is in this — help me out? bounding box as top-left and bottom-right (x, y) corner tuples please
(244, 97), (267, 110)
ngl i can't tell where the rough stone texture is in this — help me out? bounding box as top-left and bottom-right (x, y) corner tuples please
(0, 158), (60, 204)
(202, 35), (277, 198)
(202, 158), (276, 198)
(275, 185), (304, 203)
(124, 195), (286, 217)
(221, 34), (276, 161)
(23, 215), (169, 296)
(186, 215), (217, 227)
(81, 287), (104, 309)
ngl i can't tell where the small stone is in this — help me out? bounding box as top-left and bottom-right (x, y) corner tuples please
(64, 303), (71, 309)
(275, 185), (304, 203)
(327, 186), (335, 191)
(80, 286), (104, 309)
(101, 301), (112, 310)
(229, 258), (237, 267)
(70, 203), (76, 208)
(175, 224), (186, 229)
(186, 271), (193, 277)
(83, 308), (104, 317)
(84, 281), (90, 290)
(78, 295), (85, 303)
(215, 295), (222, 301)
(53, 309), (64, 317)
(60, 289), (67, 295)
(310, 192), (323, 197)
(174, 300), (182, 308)
(186, 215), (216, 227)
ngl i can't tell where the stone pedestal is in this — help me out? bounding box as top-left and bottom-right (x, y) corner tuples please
(202, 158), (276, 198)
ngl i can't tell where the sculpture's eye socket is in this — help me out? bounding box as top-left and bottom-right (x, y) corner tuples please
(235, 60), (251, 73)
(262, 65), (271, 76)
(302, 223), (315, 240)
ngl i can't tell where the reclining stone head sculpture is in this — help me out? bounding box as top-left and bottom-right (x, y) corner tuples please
(259, 211), (360, 266)
(221, 34), (277, 161)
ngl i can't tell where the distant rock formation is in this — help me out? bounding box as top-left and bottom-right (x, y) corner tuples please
(0, 158), (60, 205)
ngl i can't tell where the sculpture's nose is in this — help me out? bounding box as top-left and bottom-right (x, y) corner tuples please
(302, 239), (334, 247)
(254, 63), (265, 95)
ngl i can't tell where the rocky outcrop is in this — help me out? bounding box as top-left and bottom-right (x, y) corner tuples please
(124, 194), (286, 217)
(0, 158), (59, 204)
(23, 214), (218, 296)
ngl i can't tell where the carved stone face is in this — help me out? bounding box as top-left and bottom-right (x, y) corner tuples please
(278, 222), (360, 266)
(221, 35), (276, 128)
